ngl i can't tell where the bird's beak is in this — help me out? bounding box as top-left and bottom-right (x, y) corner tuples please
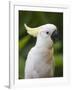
(24, 24), (40, 37)
(51, 30), (58, 42)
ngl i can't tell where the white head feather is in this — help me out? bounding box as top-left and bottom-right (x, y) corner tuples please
(24, 24), (57, 48)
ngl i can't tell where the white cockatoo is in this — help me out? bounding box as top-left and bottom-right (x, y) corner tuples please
(24, 24), (58, 79)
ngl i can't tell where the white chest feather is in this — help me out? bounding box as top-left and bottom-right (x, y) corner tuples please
(25, 46), (54, 78)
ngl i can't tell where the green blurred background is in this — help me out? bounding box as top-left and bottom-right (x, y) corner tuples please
(19, 10), (63, 79)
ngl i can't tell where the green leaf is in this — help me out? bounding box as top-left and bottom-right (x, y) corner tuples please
(19, 35), (31, 51)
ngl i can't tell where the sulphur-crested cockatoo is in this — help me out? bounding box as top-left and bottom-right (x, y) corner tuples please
(24, 24), (58, 79)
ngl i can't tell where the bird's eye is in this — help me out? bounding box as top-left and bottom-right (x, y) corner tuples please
(46, 32), (49, 34)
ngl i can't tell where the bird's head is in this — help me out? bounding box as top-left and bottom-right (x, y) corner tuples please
(24, 24), (58, 43)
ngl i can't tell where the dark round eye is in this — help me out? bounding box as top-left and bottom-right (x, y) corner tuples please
(46, 32), (49, 34)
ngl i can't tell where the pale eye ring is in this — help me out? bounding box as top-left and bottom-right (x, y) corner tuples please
(46, 31), (49, 34)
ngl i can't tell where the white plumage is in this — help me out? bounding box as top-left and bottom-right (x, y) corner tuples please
(24, 24), (57, 78)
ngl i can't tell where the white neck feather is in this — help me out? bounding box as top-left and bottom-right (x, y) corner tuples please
(35, 35), (53, 49)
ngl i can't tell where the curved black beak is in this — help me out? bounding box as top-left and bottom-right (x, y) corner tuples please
(51, 30), (58, 42)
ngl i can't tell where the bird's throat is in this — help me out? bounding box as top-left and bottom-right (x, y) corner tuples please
(36, 37), (53, 49)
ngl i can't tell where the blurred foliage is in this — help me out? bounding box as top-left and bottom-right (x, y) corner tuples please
(19, 11), (63, 79)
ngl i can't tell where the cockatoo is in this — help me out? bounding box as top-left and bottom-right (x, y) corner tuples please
(24, 24), (58, 79)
